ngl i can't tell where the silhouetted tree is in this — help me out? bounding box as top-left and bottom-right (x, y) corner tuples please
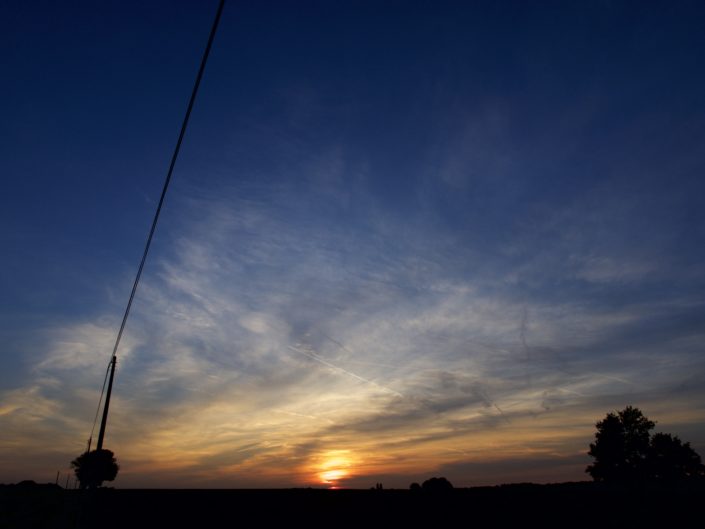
(647, 433), (705, 482)
(587, 406), (705, 484)
(586, 406), (655, 482)
(70, 449), (119, 489)
(421, 477), (453, 491)
(409, 482), (421, 491)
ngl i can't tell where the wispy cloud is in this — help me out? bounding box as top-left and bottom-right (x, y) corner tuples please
(2, 161), (703, 487)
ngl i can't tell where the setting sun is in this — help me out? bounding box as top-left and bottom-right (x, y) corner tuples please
(320, 469), (347, 484)
(316, 452), (355, 488)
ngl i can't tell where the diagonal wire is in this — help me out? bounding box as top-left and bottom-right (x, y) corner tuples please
(106, 0), (225, 365)
(88, 0), (226, 445)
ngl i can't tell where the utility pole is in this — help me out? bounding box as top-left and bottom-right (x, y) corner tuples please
(96, 355), (116, 450)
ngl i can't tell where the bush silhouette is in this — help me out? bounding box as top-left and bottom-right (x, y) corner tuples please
(421, 477), (453, 491)
(587, 406), (704, 483)
(70, 449), (119, 489)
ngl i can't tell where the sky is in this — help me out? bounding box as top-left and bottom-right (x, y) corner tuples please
(1, 0), (705, 489)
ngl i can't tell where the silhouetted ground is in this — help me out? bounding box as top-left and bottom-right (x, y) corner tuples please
(2, 480), (703, 528)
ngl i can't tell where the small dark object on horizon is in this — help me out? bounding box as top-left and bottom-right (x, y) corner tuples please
(421, 476), (454, 491)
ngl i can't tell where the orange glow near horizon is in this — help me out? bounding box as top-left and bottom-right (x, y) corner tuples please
(316, 451), (355, 488)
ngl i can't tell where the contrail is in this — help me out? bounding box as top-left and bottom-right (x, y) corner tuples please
(442, 447), (469, 456)
(520, 306), (529, 361)
(272, 408), (335, 425)
(321, 333), (397, 368)
(340, 359), (399, 368)
(477, 386), (511, 424)
(556, 386), (587, 397)
(493, 403), (511, 424)
(288, 344), (404, 397)
(322, 333), (352, 354)
(554, 366), (635, 387)
(588, 372), (635, 386)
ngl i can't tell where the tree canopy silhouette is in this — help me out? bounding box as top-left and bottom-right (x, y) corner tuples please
(587, 405), (654, 482)
(421, 476), (454, 491)
(647, 432), (704, 482)
(586, 406), (704, 483)
(70, 449), (119, 489)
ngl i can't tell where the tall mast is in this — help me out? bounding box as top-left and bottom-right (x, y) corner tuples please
(96, 355), (116, 450)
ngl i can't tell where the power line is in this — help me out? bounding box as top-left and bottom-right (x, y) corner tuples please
(93, 0), (226, 451)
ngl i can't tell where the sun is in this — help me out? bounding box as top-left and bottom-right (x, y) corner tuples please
(320, 468), (347, 485)
(316, 452), (354, 488)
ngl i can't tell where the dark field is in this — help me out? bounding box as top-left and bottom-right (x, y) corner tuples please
(2, 481), (703, 529)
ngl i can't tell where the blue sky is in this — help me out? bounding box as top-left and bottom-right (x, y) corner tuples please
(1, 0), (705, 488)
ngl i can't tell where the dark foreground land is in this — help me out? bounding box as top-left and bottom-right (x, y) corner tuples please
(2, 481), (704, 529)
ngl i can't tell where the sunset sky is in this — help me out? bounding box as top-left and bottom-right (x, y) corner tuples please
(2, 1), (705, 488)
